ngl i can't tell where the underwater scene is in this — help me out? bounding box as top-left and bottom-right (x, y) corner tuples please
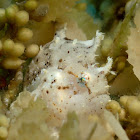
(0, 0), (140, 140)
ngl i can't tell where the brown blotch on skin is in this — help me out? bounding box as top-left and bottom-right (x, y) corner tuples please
(85, 83), (91, 94)
(84, 63), (88, 68)
(74, 91), (77, 95)
(64, 37), (72, 41)
(57, 66), (63, 70)
(78, 61), (82, 63)
(68, 71), (78, 77)
(62, 86), (69, 90)
(59, 59), (63, 62)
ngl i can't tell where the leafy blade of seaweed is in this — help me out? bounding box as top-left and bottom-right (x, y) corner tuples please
(109, 0), (138, 58)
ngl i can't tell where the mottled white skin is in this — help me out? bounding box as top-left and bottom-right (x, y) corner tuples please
(26, 28), (113, 125)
